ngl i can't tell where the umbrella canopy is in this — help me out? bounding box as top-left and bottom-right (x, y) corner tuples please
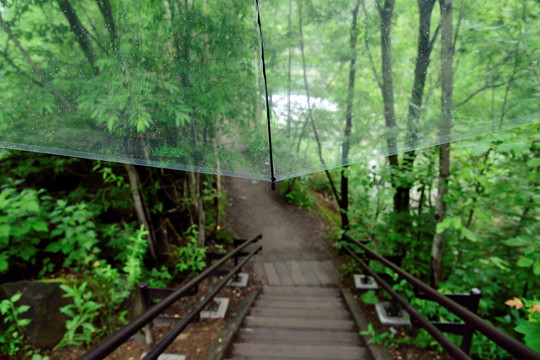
(0, 0), (538, 181)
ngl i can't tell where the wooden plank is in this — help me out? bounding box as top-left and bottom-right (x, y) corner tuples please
(286, 261), (308, 286)
(298, 260), (321, 286)
(239, 328), (358, 345)
(263, 263), (281, 286)
(233, 343), (367, 359)
(321, 260), (342, 284)
(244, 316), (355, 331)
(273, 261), (294, 286)
(263, 286), (339, 296)
(257, 294), (340, 303)
(252, 262), (266, 284)
(254, 300), (344, 310)
(250, 307), (350, 320)
(309, 261), (334, 286)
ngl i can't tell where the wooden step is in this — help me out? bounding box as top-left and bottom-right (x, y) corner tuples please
(244, 316), (355, 331)
(262, 286), (339, 296)
(239, 328), (358, 345)
(250, 307), (350, 320)
(255, 299), (345, 310)
(232, 343), (367, 359)
(256, 294), (342, 303)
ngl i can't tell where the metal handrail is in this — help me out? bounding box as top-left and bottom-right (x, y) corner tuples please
(80, 234), (262, 360)
(143, 244), (262, 359)
(344, 237), (540, 360)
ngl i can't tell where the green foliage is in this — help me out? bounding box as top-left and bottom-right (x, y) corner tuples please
(144, 266), (173, 288)
(173, 226), (206, 276)
(46, 201), (100, 269)
(359, 322), (404, 348)
(0, 293), (31, 356)
(55, 282), (102, 350)
(506, 297), (540, 353)
(360, 290), (378, 305)
(280, 177), (314, 209)
(0, 186), (50, 273)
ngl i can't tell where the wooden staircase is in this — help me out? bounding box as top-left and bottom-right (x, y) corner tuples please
(228, 261), (370, 360)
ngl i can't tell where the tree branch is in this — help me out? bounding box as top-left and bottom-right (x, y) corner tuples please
(453, 81), (509, 109)
(0, 13), (77, 112)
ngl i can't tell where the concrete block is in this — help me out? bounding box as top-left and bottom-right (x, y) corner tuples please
(375, 302), (411, 328)
(201, 297), (229, 319)
(227, 272), (249, 287)
(354, 274), (378, 290)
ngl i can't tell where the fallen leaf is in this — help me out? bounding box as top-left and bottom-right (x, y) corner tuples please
(530, 304), (540, 315)
(505, 297), (524, 310)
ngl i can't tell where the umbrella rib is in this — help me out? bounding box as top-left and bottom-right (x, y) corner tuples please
(254, 0), (277, 189)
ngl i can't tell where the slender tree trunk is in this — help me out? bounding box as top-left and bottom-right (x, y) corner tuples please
(0, 14), (76, 112)
(340, 0), (362, 231)
(377, 0), (403, 216)
(287, 0), (293, 138)
(95, 0), (118, 52)
(400, 0), (438, 215)
(195, 173), (206, 248)
(57, 0), (99, 75)
(431, 0), (453, 288)
(297, 0), (341, 205)
(124, 164), (158, 263)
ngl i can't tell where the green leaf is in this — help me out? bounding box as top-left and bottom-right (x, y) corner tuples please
(32, 220), (49, 233)
(534, 261), (540, 276)
(470, 144), (491, 157)
(0, 253), (8, 273)
(436, 217), (461, 234)
(527, 158), (540, 168)
(517, 257), (534, 268)
(515, 321), (540, 353)
(461, 227), (477, 242)
(504, 237), (530, 247)
(498, 141), (530, 156)
(361, 290), (378, 305)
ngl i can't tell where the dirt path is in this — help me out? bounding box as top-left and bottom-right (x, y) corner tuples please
(223, 177), (335, 263)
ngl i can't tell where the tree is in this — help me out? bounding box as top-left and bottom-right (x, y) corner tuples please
(431, 0), (453, 288)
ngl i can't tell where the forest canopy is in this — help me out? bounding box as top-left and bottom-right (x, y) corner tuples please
(0, 0), (538, 181)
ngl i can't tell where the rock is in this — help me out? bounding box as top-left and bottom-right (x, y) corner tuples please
(0, 280), (70, 348)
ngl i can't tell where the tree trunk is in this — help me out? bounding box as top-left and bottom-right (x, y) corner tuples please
(95, 0), (118, 52)
(399, 0), (438, 218)
(377, 0), (403, 215)
(431, 0), (453, 288)
(195, 173), (206, 248)
(0, 14), (76, 112)
(287, 0), (293, 138)
(340, 0), (362, 232)
(297, 0), (340, 205)
(57, 0), (99, 75)
(124, 164), (158, 263)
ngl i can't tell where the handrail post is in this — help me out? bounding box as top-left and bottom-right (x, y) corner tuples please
(460, 288), (481, 354)
(139, 282), (154, 346)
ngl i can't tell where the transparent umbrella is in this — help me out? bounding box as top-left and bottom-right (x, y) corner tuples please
(0, 0), (538, 183)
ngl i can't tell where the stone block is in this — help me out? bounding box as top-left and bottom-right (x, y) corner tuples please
(0, 280), (70, 348)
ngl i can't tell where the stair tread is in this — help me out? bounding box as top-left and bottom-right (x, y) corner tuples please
(262, 286), (339, 296)
(244, 316), (355, 331)
(250, 307), (350, 319)
(254, 300), (344, 310)
(239, 327), (358, 345)
(257, 294), (342, 303)
(233, 343), (367, 360)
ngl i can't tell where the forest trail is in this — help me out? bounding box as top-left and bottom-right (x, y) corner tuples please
(224, 176), (345, 286)
(224, 176), (337, 267)
(224, 178), (369, 359)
